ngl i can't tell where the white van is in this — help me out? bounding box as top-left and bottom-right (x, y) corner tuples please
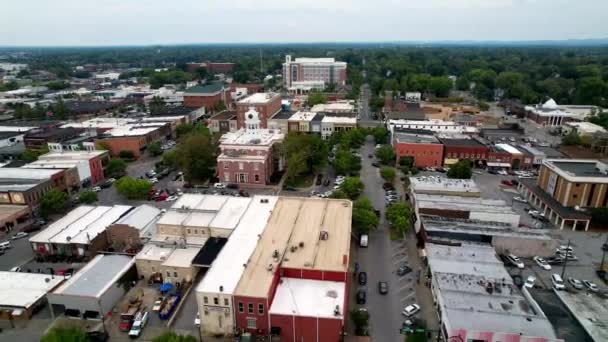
(0, 241), (11, 250)
(128, 311), (149, 338)
(360, 234), (369, 248)
(551, 274), (565, 290)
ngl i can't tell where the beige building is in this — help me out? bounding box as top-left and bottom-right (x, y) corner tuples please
(518, 159), (608, 231)
(135, 244), (200, 285)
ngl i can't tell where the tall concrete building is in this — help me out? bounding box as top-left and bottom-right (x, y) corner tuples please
(282, 56), (347, 92)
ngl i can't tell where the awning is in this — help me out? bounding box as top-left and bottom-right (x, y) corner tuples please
(487, 162), (511, 167)
(443, 158), (459, 165)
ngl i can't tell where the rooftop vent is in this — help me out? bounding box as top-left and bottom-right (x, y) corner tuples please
(267, 264), (273, 272)
(319, 231), (329, 240)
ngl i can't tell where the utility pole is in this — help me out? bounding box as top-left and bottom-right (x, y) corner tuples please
(601, 234), (608, 270)
(560, 239), (571, 279)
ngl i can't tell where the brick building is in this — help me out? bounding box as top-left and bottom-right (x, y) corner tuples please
(217, 108), (284, 186)
(438, 136), (489, 167)
(183, 82), (229, 110)
(196, 196), (352, 342)
(392, 131), (443, 168)
(518, 159), (608, 231)
(236, 93), (282, 129)
(524, 98), (577, 127)
(208, 110), (237, 134)
(24, 127), (86, 151)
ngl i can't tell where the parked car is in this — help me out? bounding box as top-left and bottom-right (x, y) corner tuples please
(149, 177), (159, 184)
(9, 266), (21, 272)
(358, 271), (367, 285)
(166, 195), (179, 202)
(402, 304), (421, 317)
(546, 256), (564, 265)
(152, 298), (164, 312)
(378, 281), (389, 294)
(356, 290), (367, 304)
(323, 179), (330, 186)
(194, 312), (201, 326)
(557, 245), (574, 253)
(128, 311), (149, 338)
(397, 265), (412, 276)
(92, 186), (102, 192)
(214, 183), (226, 189)
(568, 277), (584, 290)
(382, 183), (395, 191)
(506, 254), (524, 269)
(533, 256), (551, 270)
(582, 280), (599, 292)
(498, 170), (508, 176)
(11, 232), (28, 240)
(372, 162), (380, 168)
(524, 275), (536, 288)
(501, 180), (514, 186)
(552, 273), (566, 290)
(513, 196), (527, 203)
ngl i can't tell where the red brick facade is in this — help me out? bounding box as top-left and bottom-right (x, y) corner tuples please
(236, 95), (282, 129)
(394, 142), (444, 168)
(184, 92), (224, 109)
(443, 144), (490, 163)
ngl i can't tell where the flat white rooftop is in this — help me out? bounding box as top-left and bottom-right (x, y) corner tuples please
(311, 102), (354, 113)
(322, 116), (357, 125)
(237, 93), (278, 104)
(0, 271), (63, 309)
(288, 111), (317, 122)
(410, 176), (480, 194)
(114, 204), (161, 231)
(495, 143), (523, 155)
(161, 247), (200, 268)
(38, 150), (107, 161)
(163, 195), (254, 230)
(269, 278), (345, 319)
(0, 167), (62, 180)
(219, 128), (284, 146)
(52, 254), (134, 298)
(30, 205), (132, 245)
(196, 196), (278, 295)
(136, 244), (173, 262)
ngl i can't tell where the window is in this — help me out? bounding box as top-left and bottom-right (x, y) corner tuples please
(224, 298), (229, 306)
(254, 174), (260, 182)
(174, 272), (178, 277)
(248, 303), (254, 313)
(238, 302), (244, 313)
(194, 229), (198, 234)
(166, 271), (171, 278)
(224, 172), (230, 182)
(239, 162), (244, 170)
(254, 163), (259, 171)
(575, 183), (581, 187)
(214, 297), (219, 305)
(187, 229), (191, 234)
(258, 304), (264, 315)
(223, 163), (228, 169)
(573, 194), (578, 199)
(204, 296), (208, 304)
(204, 310), (209, 315)
(247, 318), (257, 329)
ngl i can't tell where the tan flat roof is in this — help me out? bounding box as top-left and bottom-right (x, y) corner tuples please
(235, 198), (352, 298)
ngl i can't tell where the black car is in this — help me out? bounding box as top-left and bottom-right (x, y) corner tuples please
(397, 265), (412, 276)
(99, 180), (113, 189)
(378, 281), (389, 294)
(358, 271), (367, 285)
(356, 289), (366, 304)
(227, 183), (239, 190)
(488, 170), (498, 175)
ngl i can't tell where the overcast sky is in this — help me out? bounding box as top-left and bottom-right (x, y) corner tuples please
(1, 0), (607, 46)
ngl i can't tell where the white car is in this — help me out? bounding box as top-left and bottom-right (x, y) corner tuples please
(506, 254), (524, 269)
(176, 189), (183, 196)
(128, 311), (149, 338)
(512, 196), (527, 203)
(582, 280), (599, 292)
(152, 299), (163, 312)
(568, 277), (584, 290)
(166, 195), (178, 202)
(149, 177), (159, 184)
(11, 232), (28, 240)
(9, 266), (21, 272)
(214, 183), (226, 189)
(402, 304), (421, 317)
(194, 312), (201, 326)
(498, 170), (508, 176)
(524, 275), (536, 288)
(533, 256), (551, 270)
(557, 245), (574, 253)
(92, 186), (102, 192)
(552, 273), (565, 290)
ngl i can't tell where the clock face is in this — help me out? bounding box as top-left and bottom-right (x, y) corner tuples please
(248, 114), (253, 119)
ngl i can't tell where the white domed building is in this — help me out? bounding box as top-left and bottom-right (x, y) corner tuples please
(524, 98), (577, 127)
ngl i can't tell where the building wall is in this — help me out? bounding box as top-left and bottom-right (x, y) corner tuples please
(538, 165), (608, 208)
(443, 145), (489, 163)
(236, 96), (282, 129)
(280, 268), (347, 283)
(135, 259), (163, 281)
(269, 314), (343, 342)
(492, 236), (558, 258)
(197, 290), (235, 335)
(88, 155), (106, 185)
(160, 265), (197, 284)
(394, 142), (444, 168)
(217, 155), (272, 186)
(96, 136), (146, 158)
(184, 93), (223, 109)
(233, 295), (270, 335)
(106, 224), (141, 248)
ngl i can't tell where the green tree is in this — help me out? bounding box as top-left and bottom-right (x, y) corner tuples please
(478, 101), (490, 111)
(447, 160), (472, 179)
(149, 96), (166, 114)
(340, 177), (364, 200)
(115, 177), (153, 200)
(284, 133), (328, 184)
(333, 149), (361, 175)
(375, 145), (396, 165)
(195, 66), (208, 80)
(176, 132), (217, 182)
(148, 142), (162, 156)
(79, 191), (98, 204)
(307, 91), (327, 106)
(562, 130), (582, 146)
(380, 167), (396, 182)
(40, 190), (68, 219)
(385, 202), (412, 234)
(52, 97), (67, 119)
(162, 150), (178, 169)
(20, 148), (44, 162)
(152, 332), (197, 342)
(351, 309), (370, 336)
(352, 197), (379, 235)
(105, 158), (128, 178)
(41, 327), (89, 342)
(371, 127), (389, 144)
(429, 76), (452, 97)
(399, 156), (414, 168)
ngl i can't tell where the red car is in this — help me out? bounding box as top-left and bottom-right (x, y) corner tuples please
(154, 192), (168, 201)
(501, 180), (513, 186)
